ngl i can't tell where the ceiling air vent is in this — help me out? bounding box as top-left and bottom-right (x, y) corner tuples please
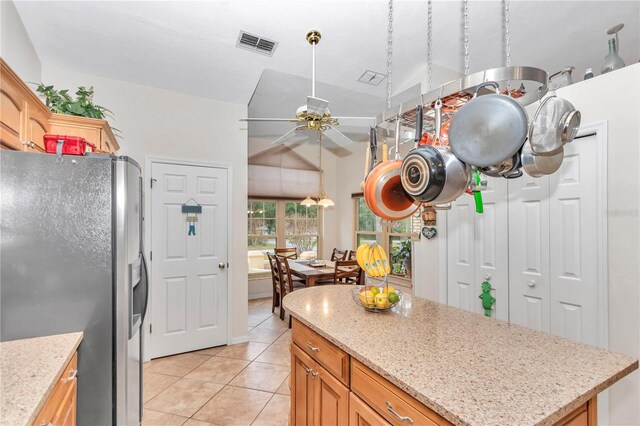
(357, 70), (387, 86)
(236, 31), (278, 56)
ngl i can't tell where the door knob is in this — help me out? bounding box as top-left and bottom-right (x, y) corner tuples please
(218, 263), (226, 269)
(527, 280), (536, 287)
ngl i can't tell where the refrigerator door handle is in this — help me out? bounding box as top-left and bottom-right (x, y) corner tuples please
(140, 251), (149, 323)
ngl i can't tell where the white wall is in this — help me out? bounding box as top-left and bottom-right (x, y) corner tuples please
(41, 63), (250, 345)
(554, 65), (639, 426)
(0, 0), (41, 82)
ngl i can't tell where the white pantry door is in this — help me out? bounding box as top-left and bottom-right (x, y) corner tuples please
(447, 178), (509, 320)
(150, 162), (228, 358)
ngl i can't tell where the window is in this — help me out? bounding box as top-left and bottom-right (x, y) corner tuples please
(248, 199), (321, 277)
(285, 202), (319, 255)
(354, 196), (420, 280)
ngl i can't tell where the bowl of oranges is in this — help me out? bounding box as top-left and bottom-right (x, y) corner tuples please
(352, 284), (401, 312)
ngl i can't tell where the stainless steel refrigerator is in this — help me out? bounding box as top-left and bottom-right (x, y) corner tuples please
(1, 151), (148, 425)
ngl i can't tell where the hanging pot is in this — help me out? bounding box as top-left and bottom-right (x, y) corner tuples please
(521, 138), (564, 178)
(363, 120), (419, 221)
(401, 145), (470, 205)
(529, 95), (581, 156)
(479, 152), (523, 179)
(448, 81), (528, 167)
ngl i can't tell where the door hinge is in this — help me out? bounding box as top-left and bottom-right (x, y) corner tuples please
(150, 177), (157, 188)
(149, 324), (152, 334)
(150, 251), (152, 261)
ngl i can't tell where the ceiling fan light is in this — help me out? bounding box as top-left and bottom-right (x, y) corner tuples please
(301, 196), (317, 207)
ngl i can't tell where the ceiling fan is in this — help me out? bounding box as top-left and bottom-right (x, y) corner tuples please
(241, 29), (374, 148)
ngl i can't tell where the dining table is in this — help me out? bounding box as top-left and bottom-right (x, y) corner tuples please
(288, 259), (336, 287)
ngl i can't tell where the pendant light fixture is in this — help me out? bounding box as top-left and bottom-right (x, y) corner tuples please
(300, 132), (334, 208)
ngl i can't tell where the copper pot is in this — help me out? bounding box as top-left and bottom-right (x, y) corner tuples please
(363, 121), (419, 221)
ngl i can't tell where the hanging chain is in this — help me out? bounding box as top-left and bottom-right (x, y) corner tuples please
(386, 0), (394, 111)
(504, 0), (512, 91)
(427, 0), (433, 92)
(504, 0), (511, 67)
(463, 0), (470, 75)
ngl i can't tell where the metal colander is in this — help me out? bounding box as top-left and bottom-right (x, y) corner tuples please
(529, 95), (581, 156)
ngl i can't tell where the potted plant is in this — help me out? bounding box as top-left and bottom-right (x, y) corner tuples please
(36, 84), (113, 119)
(392, 240), (412, 278)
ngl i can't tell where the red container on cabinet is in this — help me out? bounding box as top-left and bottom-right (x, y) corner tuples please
(44, 134), (96, 156)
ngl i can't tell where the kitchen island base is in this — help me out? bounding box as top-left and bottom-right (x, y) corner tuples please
(290, 318), (597, 426)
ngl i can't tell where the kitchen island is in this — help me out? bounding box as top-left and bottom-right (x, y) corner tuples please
(1, 332), (82, 426)
(282, 286), (637, 426)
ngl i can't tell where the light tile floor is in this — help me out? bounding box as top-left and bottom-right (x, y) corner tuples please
(142, 298), (291, 426)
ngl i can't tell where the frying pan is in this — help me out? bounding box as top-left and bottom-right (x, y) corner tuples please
(448, 81), (528, 167)
(363, 119), (419, 221)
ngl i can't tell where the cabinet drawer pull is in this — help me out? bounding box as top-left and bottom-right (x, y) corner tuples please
(63, 369), (78, 383)
(386, 402), (414, 424)
(306, 341), (320, 352)
(41, 421), (52, 426)
(310, 370), (319, 379)
(304, 367), (313, 375)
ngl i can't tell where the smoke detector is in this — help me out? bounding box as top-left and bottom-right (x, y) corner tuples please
(236, 31), (278, 56)
(357, 70), (387, 86)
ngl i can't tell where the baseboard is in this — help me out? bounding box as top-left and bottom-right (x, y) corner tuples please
(230, 335), (249, 345)
(249, 292), (272, 300)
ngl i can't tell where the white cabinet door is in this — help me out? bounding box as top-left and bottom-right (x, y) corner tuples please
(150, 162), (229, 358)
(508, 173), (551, 332)
(549, 135), (600, 345)
(447, 178), (509, 320)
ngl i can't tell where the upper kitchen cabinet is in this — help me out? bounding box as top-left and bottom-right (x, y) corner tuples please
(0, 58), (120, 153)
(0, 58), (50, 152)
(48, 113), (119, 153)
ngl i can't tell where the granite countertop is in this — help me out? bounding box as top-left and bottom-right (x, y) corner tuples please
(283, 286), (638, 426)
(1, 332), (83, 426)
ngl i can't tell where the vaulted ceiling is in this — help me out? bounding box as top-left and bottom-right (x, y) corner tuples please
(15, 0), (640, 108)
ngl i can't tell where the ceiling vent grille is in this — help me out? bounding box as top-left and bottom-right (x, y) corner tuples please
(237, 31), (278, 56)
(357, 70), (387, 86)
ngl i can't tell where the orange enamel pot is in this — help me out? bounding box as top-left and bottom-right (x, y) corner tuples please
(363, 143), (419, 221)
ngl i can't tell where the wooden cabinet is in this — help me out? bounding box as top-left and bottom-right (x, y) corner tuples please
(0, 58), (119, 154)
(290, 319), (597, 426)
(48, 113), (119, 153)
(349, 393), (390, 426)
(1, 59), (50, 152)
(291, 340), (349, 426)
(33, 352), (78, 426)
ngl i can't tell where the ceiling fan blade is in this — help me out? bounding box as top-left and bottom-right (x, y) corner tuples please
(332, 116), (376, 127)
(240, 118), (301, 122)
(306, 96), (329, 117)
(272, 126), (307, 145)
(322, 126), (353, 148)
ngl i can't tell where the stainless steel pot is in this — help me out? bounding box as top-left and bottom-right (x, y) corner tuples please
(401, 145), (470, 204)
(479, 152), (523, 179)
(448, 81), (529, 167)
(521, 139), (564, 178)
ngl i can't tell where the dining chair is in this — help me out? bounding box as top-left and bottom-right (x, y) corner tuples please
(275, 254), (306, 325)
(330, 248), (349, 262)
(347, 250), (357, 261)
(266, 253), (281, 314)
(333, 259), (363, 285)
(275, 247), (298, 259)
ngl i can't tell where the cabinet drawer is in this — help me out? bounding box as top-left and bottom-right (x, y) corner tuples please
(33, 352), (78, 426)
(350, 393), (391, 426)
(351, 359), (451, 426)
(292, 318), (349, 385)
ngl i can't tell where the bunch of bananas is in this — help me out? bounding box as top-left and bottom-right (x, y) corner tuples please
(355, 243), (391, 277)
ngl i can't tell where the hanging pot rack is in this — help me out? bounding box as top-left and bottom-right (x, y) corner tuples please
(374, 65), (549, 138)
